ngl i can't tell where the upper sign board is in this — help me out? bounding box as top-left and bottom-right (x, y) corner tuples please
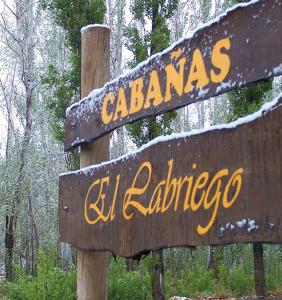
(64, 0), (282, 151)
(60, 96), (282, 257)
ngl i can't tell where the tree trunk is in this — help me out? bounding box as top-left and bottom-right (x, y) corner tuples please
(253, 242), (266, 297)
(5, 216), (15, 280)
(152, 250), (165, 300)
(207, 245), (224, 279)
(28, 192), (39, 274)
(126, 258), (137, 272)
(5, 0), (35, 280)
(5, 76), (33, 280)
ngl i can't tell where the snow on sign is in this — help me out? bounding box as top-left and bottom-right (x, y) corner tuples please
(59, 95), (282, 256)
(64, 0), (282, 151)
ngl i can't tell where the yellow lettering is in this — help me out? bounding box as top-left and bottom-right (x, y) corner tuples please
(101, 93), (114, 125)
(190, 172), (209, 211)
(110, 175), (120, 221)
(184, 48), (210, 93)
(129, 77), (145, 114)
(144, 70), (163, 109)
(113, 87), (129, 121)
(148, 180), (165, 214)
(197, 169), (228, 235)
(223, 168), (243, 208)
(164, 57), (186, 102)
(84, 177), (110, 225)
(161, 159), (178, 213)
(210, 38), (231, 83)
(174, 175), (193, 212)
(182, 176), (194, 211)
(123, 162), (151, 220)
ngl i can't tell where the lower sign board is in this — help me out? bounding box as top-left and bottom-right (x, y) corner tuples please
(59, 95), (282, 257)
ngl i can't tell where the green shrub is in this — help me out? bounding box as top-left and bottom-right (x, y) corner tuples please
(4, 250), (76, 300)
(229, 265), (254, 296)
(6, 245), (282, 300)
(266, 262), (282, 291)
(217, 263), (254, 297)
(185, 265), (215, 296)
(109, 257), (150, 300)
(165, 265), (215, 298)
(265, 245), (282, 291)
(215, 263), (231, 296)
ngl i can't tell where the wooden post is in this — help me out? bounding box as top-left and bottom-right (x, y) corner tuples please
(77, 26), (110, 300)
(253, 242), (266, 298)
(152, 250), (165, 300)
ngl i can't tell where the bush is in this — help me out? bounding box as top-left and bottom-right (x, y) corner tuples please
(5, 245), (282, 300)
(229, 266), (254, 296)
(4, 250), (76, 300)
(217, 263), (254, 297)
(186, 265), (215, 296)
(165, 265), (215, 298)
(266, 262), (282, 291)
(109, 257), (150, 300)
(265, 245), (282, 292)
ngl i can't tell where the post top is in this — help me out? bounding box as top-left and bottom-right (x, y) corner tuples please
(81, 24), (110, 34)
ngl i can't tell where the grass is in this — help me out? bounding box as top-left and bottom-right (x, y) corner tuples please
(0, 285), (5, 299)
(0, 276), (7, 299)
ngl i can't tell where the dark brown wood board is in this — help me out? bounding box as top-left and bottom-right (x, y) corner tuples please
(59, 95), (282, 257)
(64, 0), (282, 151)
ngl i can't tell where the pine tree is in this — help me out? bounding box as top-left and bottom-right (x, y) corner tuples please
(125, 1), (179, 299)
(41, 0), (106, 143)
(40, 0), (106, 171)
(125, 0), (178, 147)
(228, 80), (272, 121)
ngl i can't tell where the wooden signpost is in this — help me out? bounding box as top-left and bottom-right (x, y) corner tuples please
(64, 0), (282, 151)
(59, 0), (282, 299)
(60, 96), (282, 257)
(77, 26), (110, 300)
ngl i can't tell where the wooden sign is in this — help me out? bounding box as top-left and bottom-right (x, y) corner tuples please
(64, 0), (282, 151)
(59, 96), (282, 257)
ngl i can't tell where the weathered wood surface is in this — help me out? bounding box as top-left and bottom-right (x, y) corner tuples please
(77, 26), (110, 300)
(64, 0), (282, 151)
(59, 96), (282, 257)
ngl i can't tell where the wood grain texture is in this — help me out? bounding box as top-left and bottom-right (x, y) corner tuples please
(77, 26), (110, 300)
(60, 96), (282, 258)
(64, 0), (282, 151)
(77, 251), (109, 300)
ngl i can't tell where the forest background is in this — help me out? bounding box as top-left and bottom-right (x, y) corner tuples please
(0, 0), (281, 299)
